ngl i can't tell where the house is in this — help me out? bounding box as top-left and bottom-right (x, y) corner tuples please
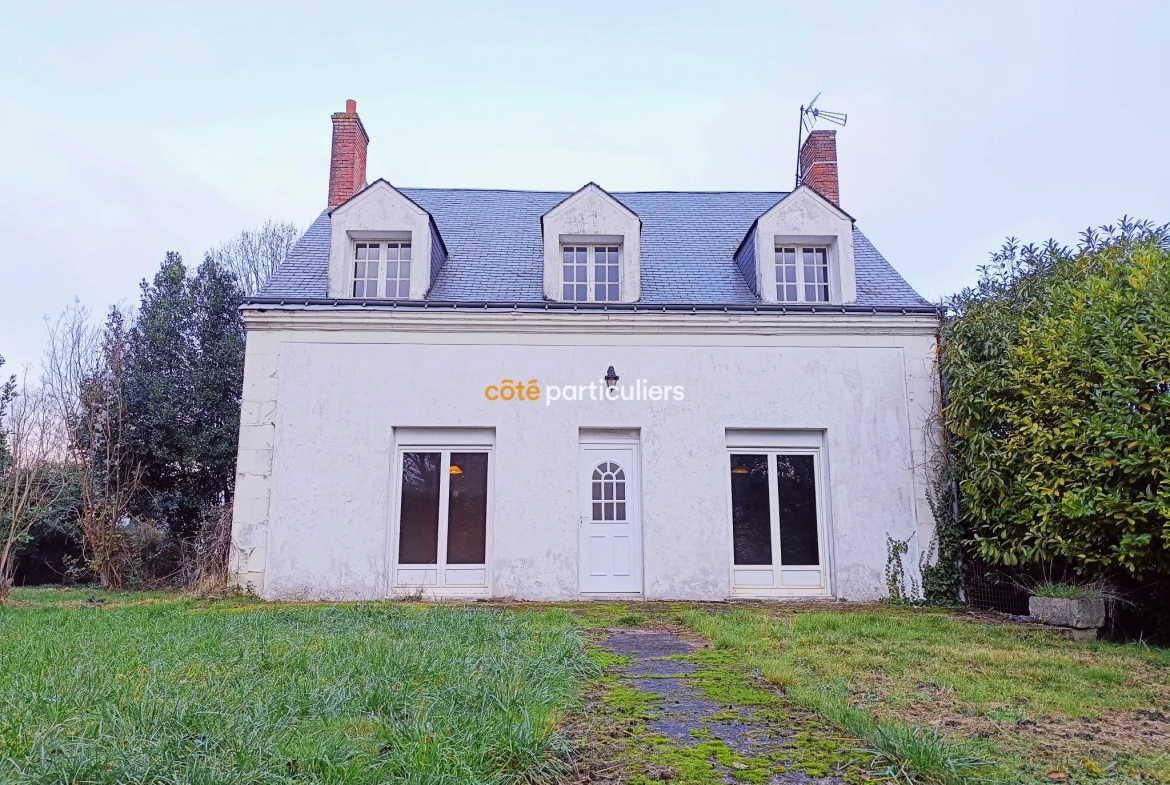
(228, 100), (940, 601)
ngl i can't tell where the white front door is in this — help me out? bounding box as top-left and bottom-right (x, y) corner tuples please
(579, 444), (642, 594)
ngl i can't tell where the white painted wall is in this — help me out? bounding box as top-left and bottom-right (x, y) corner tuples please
(542, 184), (642, 302)
(328, 180), (436, 299)
(229, 309), (938, 602)
(754, 186), (857, 304)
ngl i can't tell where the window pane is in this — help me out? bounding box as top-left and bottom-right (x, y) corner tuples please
(398, 281), (410, 297)
(775, 247), (798, 301)
(367, 261), (379, 279)
(576, 284), (587, 300)
(563, 265), (575, 283)
(595, 265), (606, 283)
(353, 281), (364, 297)
(355, 244), (367, 260)
(576, 248), (587, 264)
(368, 244), (380, 260)
(730, 454), (772, 565)
(398, 452), (440, 564)
(386, 245), (399, 261)
(608, 284), (619, 301)
(447, 452), (488, 564)
(364, 281), (378, 297)
(401, 244), (411, 260)
(563, 284), (574, 300)
(595, 284), (606, 301)
(776, 454), (819, 565)
(400, 261), (410, 279)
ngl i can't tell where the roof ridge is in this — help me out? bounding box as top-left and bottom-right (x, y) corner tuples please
(396, 186), (792, 196)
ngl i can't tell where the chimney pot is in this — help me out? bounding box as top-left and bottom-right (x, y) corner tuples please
(328, 100), (369, 207)
(798, 129), (840, 207)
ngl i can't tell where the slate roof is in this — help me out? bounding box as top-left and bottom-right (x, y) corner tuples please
(259, 188), (930, 308)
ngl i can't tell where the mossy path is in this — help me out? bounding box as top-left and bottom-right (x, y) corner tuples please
(568, 624), (859, 784)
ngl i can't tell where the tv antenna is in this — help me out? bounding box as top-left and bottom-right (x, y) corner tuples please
(796, 93), (847, 188)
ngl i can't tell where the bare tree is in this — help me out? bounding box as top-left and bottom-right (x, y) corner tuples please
(0, 365), (64, 600)
(207, 219), (301, 296)
(43, 303), (142, 589)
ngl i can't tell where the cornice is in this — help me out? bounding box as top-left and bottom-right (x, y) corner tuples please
(241, 303), (939, 337)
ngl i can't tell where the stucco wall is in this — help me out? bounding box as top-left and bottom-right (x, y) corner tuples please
(230, 310), (938, 602)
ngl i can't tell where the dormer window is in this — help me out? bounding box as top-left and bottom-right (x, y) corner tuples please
(562, 244), (621, 302)
(352, 241), (411, 298)
(775, 246), (829, 303)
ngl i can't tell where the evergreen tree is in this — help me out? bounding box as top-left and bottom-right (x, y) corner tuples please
(189, 256), (245, 511)
(127, 252), (244, 541)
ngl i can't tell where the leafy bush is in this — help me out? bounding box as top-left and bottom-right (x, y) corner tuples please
(941, 218), (1170, 579)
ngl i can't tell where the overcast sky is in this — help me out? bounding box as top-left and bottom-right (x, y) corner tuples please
(2, 1), (1168, 373)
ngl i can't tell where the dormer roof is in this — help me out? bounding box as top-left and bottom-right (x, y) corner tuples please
(540, 182), (642, 229)
(733, 184), (856, 262)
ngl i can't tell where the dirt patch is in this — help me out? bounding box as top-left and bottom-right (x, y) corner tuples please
(843, 673), (1170, 763)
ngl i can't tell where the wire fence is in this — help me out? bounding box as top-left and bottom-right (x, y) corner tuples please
(963, 556), (1032, 616)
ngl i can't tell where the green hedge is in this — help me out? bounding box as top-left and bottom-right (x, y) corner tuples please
(941, 219), (1170, 578)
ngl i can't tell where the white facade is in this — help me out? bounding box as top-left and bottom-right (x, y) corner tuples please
(229, 308), (939, 601)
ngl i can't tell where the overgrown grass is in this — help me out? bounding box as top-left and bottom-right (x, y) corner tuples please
(682, 607), (1170, 783)
(1033, 581), (1102, 600)
(0, 590), (590, 784)
(790, 685), (988, 785)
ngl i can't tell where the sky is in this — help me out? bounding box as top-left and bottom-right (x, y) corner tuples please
(2, 1), (1168, 374)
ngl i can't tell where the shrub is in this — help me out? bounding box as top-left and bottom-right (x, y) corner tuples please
(941, 218), (1170, 580)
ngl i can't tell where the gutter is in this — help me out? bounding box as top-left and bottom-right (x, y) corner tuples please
(240, 297), (941, 317)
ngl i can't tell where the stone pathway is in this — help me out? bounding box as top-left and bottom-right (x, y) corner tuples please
(598, 628), (847, 784)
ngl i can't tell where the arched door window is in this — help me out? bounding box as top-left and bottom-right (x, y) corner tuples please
(591, 461), (627, 521)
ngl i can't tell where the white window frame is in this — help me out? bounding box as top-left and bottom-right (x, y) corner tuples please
(389, 433), (493, 598)
(725, 430), (832, 597)
(561, 244), (622, 303)
(351, 239), (413, 299)
(774, 245), (830, 303)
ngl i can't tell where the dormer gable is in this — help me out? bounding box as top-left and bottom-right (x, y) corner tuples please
(327, 179), (447, 300)
(734, 185), (856, 305)
(541, 183), (641, 303)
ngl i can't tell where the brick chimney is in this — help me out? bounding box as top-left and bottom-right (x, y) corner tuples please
(328, 99), (369, 208)
(798, 129), (840, 207)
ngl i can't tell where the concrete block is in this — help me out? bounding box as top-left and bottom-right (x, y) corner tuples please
(1029, 596), (1105, 629)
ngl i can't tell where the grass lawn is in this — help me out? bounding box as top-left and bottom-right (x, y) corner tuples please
(0, 589), (588, 785)
(682, 606), (1170, 784)
(3, 591), (1168, 785)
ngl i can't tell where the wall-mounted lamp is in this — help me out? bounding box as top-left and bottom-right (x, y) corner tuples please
(604, 366), (620, 389)
(449, 465), (463, 475)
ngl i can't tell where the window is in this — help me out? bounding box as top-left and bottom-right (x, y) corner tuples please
(591, 461), (627, 521)
(562, 245), (620, 302)
(774, 246), (829, 302)
(353, 241), (411, 298)
(726, 437), (829, 594)
(396, 448), (490, 587)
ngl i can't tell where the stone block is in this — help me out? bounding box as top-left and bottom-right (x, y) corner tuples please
(1028, 596), (1105, 629)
